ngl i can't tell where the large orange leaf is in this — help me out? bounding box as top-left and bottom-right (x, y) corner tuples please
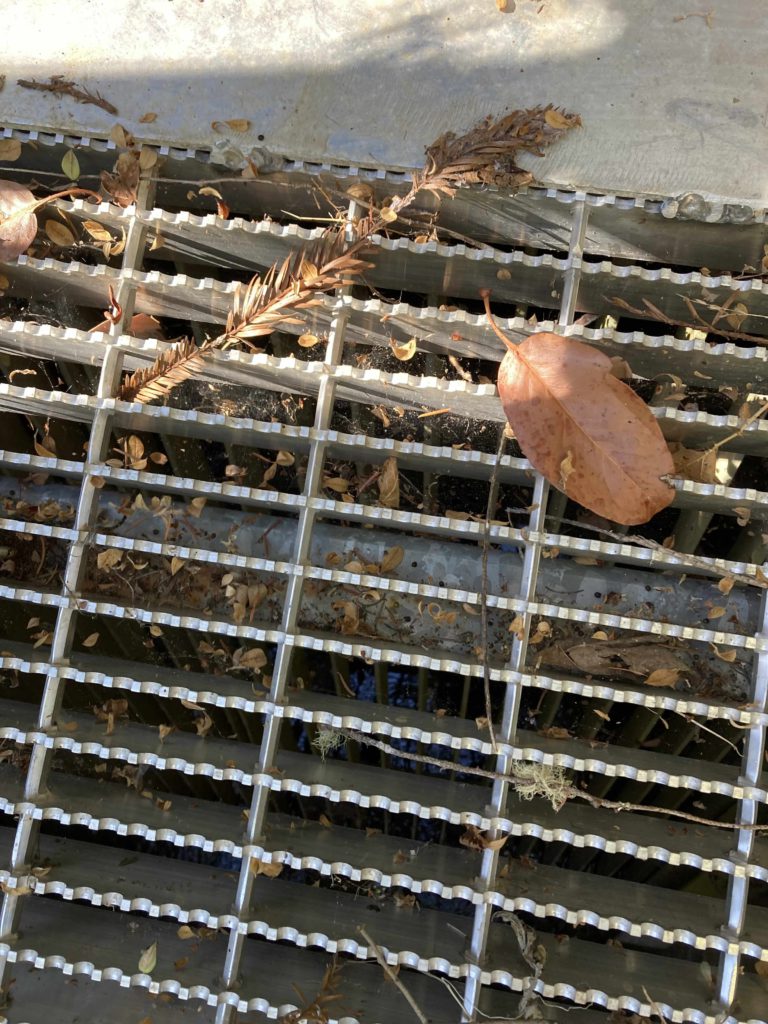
(497, 332), (674, 525)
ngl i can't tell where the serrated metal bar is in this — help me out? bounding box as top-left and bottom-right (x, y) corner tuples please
(0, 174), (155, 991)
(714, 597), (768, 1012)
(4, 288), (768, 387)
(461, 199), (590, 1023)
(213, 202), (359, 1015)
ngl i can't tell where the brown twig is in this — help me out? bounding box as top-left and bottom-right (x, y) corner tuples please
(17, 75), (118, 115)
(358, 926), (429, 1024)
(480, 426), (509, 753)
(610, 295), (768, 347)
(343, 730), (768, 832)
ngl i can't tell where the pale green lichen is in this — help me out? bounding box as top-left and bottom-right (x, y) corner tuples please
(511, 760), (571, 811)
(311, 728), (346, 762)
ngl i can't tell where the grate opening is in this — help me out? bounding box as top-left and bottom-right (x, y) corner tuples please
(0, 125), (766, 1024)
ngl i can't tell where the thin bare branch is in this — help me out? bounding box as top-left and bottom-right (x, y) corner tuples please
(17, 75), (118, 116)
(358, 926), (429, 1024)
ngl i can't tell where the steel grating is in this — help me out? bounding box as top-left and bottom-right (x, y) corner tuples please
(0, 118), (766, 1024)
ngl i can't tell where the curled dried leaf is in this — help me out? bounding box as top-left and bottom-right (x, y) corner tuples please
(82, 632), (99, 648)
(389, 336), (417, 361)
(381, 546), (404, 572)
(138, 941), (157, 974)
(710, 643), (737, 663)
(96, 548), (122, 571)
(378, 457), (400, 509)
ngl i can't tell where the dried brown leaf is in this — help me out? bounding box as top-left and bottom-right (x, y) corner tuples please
(139, 112), (158, 123)
(668, 442), (718, 484)
(378, 456), (400, 509)
(644, 668), (681, 688)
(389, 336), (417, 361)
(381, 546), (404, 572)
(298, 332), (322, 348)
(82, 632), (99, 648)
(496, 331), (675, 525)
(170, 556), (185, 576)
(717, 576), (735, 596)
(710, 643), (737, 663)
(0, 138), (21, 162)
(0, 179), (37, 260)
(44, 220), (75, 247)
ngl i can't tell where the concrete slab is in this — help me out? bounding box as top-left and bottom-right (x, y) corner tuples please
(0, 0), (766, 205)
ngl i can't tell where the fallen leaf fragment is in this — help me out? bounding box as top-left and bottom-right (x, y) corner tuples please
(378, 457), (400, 508)
(381, 546), (404, 572)
(211, 119), (251, 132)
(139, 112), (158, 123)
(644, 668), (681, 688)
(0, 138), (22, 162)
(496, 331), (675, 525)
(389, 336), (417, 361)
(138, 941), (157, 974)
(298, 332), (321, 348)
(710, 643), (737, 663)
(82, 632), (99, 648)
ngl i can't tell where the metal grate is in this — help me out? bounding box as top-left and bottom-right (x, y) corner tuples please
(0, 124), (766, 1024)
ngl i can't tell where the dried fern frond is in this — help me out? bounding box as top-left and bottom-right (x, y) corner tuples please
(119, 337), (209, 403)
(405, 104), (581, 203)
(223, 230), (372, 348)
(120, 230), (372, 403)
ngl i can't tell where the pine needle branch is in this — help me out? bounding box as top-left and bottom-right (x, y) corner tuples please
(121, 104), (580, 403)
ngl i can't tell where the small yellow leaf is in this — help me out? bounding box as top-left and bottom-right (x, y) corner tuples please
(644, 668), (681, 688)
(170, 556), (185, 576)
(707, 606), (727, 620)
(250, 858), (283, 878)
(83, 220), (114, 243)
(496, 268), (512, 280)
(544, 108), (576, 130)
(0, 138), (21, 162)
(591, 630), (610, 640)
(82, 632), (99, 648)
(323, 476), (349, 493)
(275, 450), (295, 466)
(380, 206), (398, 223)
(149, 624), (163, 637)
(389, 336), (417, 361)
(188, 497), (207, 517)
(717, 577), (735, 595)
(139, 112), (158, 123)
(90, 475), (106, 489)
(378, 456), (400, 509)
(177, 925), (195, 939)
(198, 186), (224, 200)
(298, 332), (322, 348)
(61, 149), (80, 180)
(211, 119), (251, 132)
(45, 220), (76, 247)
(138, 941), (157, 974)
(381, 546), (404, 572)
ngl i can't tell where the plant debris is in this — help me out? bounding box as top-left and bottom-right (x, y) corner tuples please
(17, 75), (118, 115)
(489, 316), (675, 525)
